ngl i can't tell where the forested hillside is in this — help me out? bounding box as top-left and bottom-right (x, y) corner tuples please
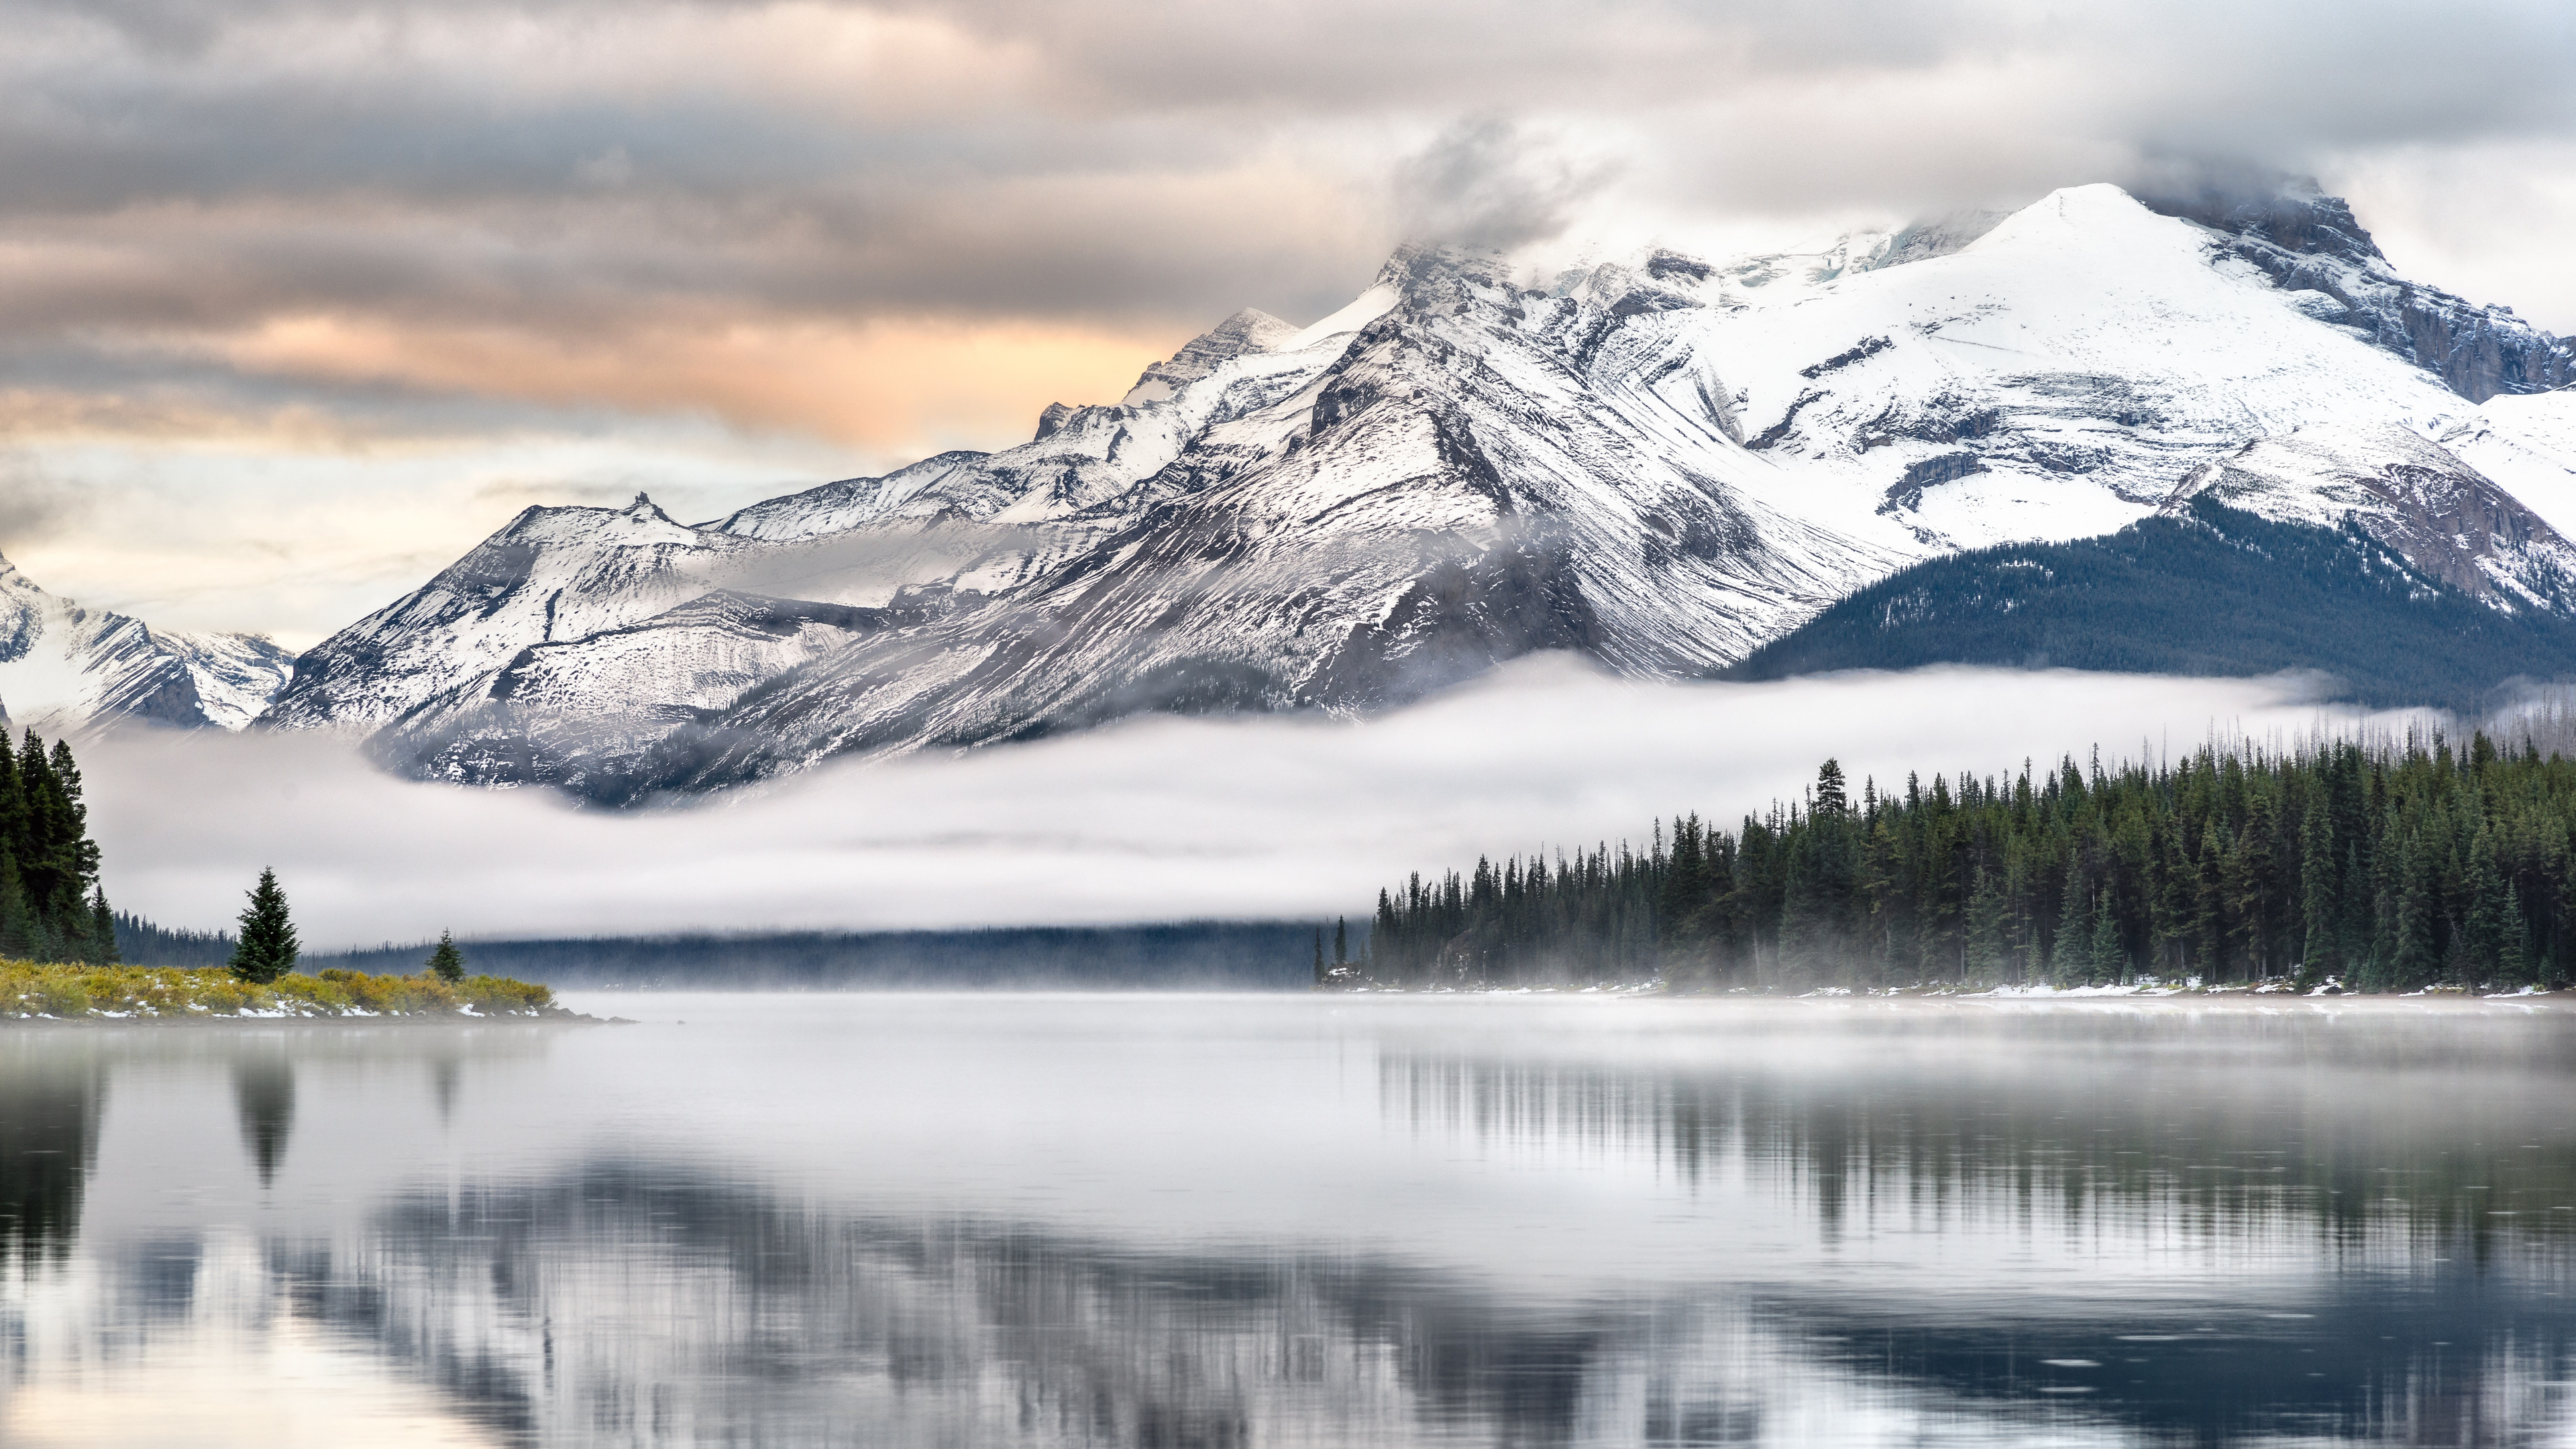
(1360, 735), (2576, 994)
(0, 731), (115, 964)
(1725, 501), (2576, 712)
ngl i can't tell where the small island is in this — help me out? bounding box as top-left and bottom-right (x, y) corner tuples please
(0, 959), (564, 1021)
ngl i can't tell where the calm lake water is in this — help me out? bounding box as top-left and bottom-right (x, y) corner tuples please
(5, 993), (2576, 1446)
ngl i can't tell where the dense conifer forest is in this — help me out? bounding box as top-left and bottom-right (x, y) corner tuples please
(0, 731), (115, 965)
(1725, 500), (2576, 712)
(108, 912), (233, 968)
(1358, 733), (2576, 994)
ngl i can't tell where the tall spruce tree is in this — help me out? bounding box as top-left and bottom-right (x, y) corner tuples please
(228, 869), (299, 984)
(0, 731), (112, 965)
(425, 930), (465, 983)
(88, 888), (117, 965)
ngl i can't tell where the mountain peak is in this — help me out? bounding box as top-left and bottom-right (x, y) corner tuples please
(1121, 307), (1303, 406)
(2126, 175), (2571, 401)
(2133, 174), (2388, 268)
(1375, 242), (1519, 305)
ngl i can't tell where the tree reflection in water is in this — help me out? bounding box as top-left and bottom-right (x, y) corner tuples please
(6, 1007), (2576, 1446)
(230, 1051), (296, 1189)
(0, 1048), (103, 1272)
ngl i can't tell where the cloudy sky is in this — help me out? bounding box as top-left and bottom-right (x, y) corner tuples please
(5, 0), (2576, 645)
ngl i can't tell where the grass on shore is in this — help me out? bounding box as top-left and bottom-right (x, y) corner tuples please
(0, 960), (556, 1020)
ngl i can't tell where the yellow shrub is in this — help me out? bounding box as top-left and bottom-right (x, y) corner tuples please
(0, 958), (555, 1020)
(36, 981), (91, 1016)
(460, 975), (551, 1014)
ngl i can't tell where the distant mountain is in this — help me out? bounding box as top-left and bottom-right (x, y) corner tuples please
(0, 553), (294, 734)
(248, 181), (2576, 800)
(1724, 498), (2576, 712)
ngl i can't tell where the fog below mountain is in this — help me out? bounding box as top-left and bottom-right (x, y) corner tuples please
(75, 660), (2410, 947)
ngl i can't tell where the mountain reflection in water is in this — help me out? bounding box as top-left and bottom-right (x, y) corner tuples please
(1, 998), (2574, 1446)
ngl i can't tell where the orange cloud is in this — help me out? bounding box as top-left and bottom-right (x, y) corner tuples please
(203, 312), (1190, 456)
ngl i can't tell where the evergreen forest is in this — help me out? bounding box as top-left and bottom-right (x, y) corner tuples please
(1359, 733), (2576, 994)
(108, 912), (233, 968)
(0, 731), (115, 965)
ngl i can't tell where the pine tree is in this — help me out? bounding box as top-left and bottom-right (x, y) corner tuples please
(228, 868), (299, 984)
(2051, 857), (2090, 985)
(1814, 759), (1848, 816)
(2298, 798), (2335, 986)
(2466, 826), (2512, 981)
(1333, 916), (1348, 968)
(425, 930), (465, 983)
(89, 888), (117, 965)
(2089, 888), (2123, 983)
(1348, 742), (2576, 995)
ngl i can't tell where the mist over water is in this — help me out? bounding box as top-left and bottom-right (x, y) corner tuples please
(85, 662), (2398, 945)
(9, 996), (2576, 1446)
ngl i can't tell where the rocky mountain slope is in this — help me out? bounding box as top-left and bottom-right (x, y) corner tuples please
(0, 553), (295, 735)
(1725, 498), (2576, 711)
(250, 181), (2576, 801)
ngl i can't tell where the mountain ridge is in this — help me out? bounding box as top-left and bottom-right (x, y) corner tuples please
(0, 552), (294, 735)
(54, 178), (2573, 795)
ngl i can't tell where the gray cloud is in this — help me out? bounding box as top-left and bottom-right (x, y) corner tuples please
(5, 0), (2575, 645)
(1394, 119), (1617, 250)
(0, 1), (2568, 343)
(86, 660), (2402, 943)
(0, 458), (91, 550)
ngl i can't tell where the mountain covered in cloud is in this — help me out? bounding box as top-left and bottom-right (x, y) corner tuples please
(0, 554), (295, 735)
(232, 180), (2576, 801)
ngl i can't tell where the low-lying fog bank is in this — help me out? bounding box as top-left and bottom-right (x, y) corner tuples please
(93, 660), (2408, 946)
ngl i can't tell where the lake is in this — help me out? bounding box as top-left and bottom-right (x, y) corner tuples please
(3, 992), (2573, 1446)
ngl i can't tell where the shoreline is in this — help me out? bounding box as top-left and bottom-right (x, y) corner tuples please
(0, 961), (583, 1024)
(1325, 983), (2573, 1012)
(0, 1006), (623, 1028)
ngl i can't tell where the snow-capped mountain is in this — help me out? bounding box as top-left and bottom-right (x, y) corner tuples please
(0, 553), (296, 735)
(254, 181), (2576, 801)
(158, 629), (304, 731)
(2161, 420), (2576, 613)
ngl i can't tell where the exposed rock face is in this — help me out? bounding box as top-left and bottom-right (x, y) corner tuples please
(1120, 308), (1301, 406)
(248, 181), (2576, 800)
(2137, 182), (2575, 403)
(0, 553), (294, 733)
(158, 631), (299, 731)
(262, 494), (755, 737)
(2440, 390), (2576, 539)
(394, 591), (933, 801)
(2161, 422), (2576, 612)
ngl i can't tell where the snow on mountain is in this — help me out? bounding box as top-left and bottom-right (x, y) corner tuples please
(2135, 182), (2573, 404)
(251, 181), (2576, 800)
(158, 631), (299, 731)
(1119, 307), (1301, 406)
(1662, 184), (2484, 549)
(0, 553), (294, 733)
(2161, 421), (2576, 614)
(2440, 389), (2576, 541)
(260, 494), (759, 733)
